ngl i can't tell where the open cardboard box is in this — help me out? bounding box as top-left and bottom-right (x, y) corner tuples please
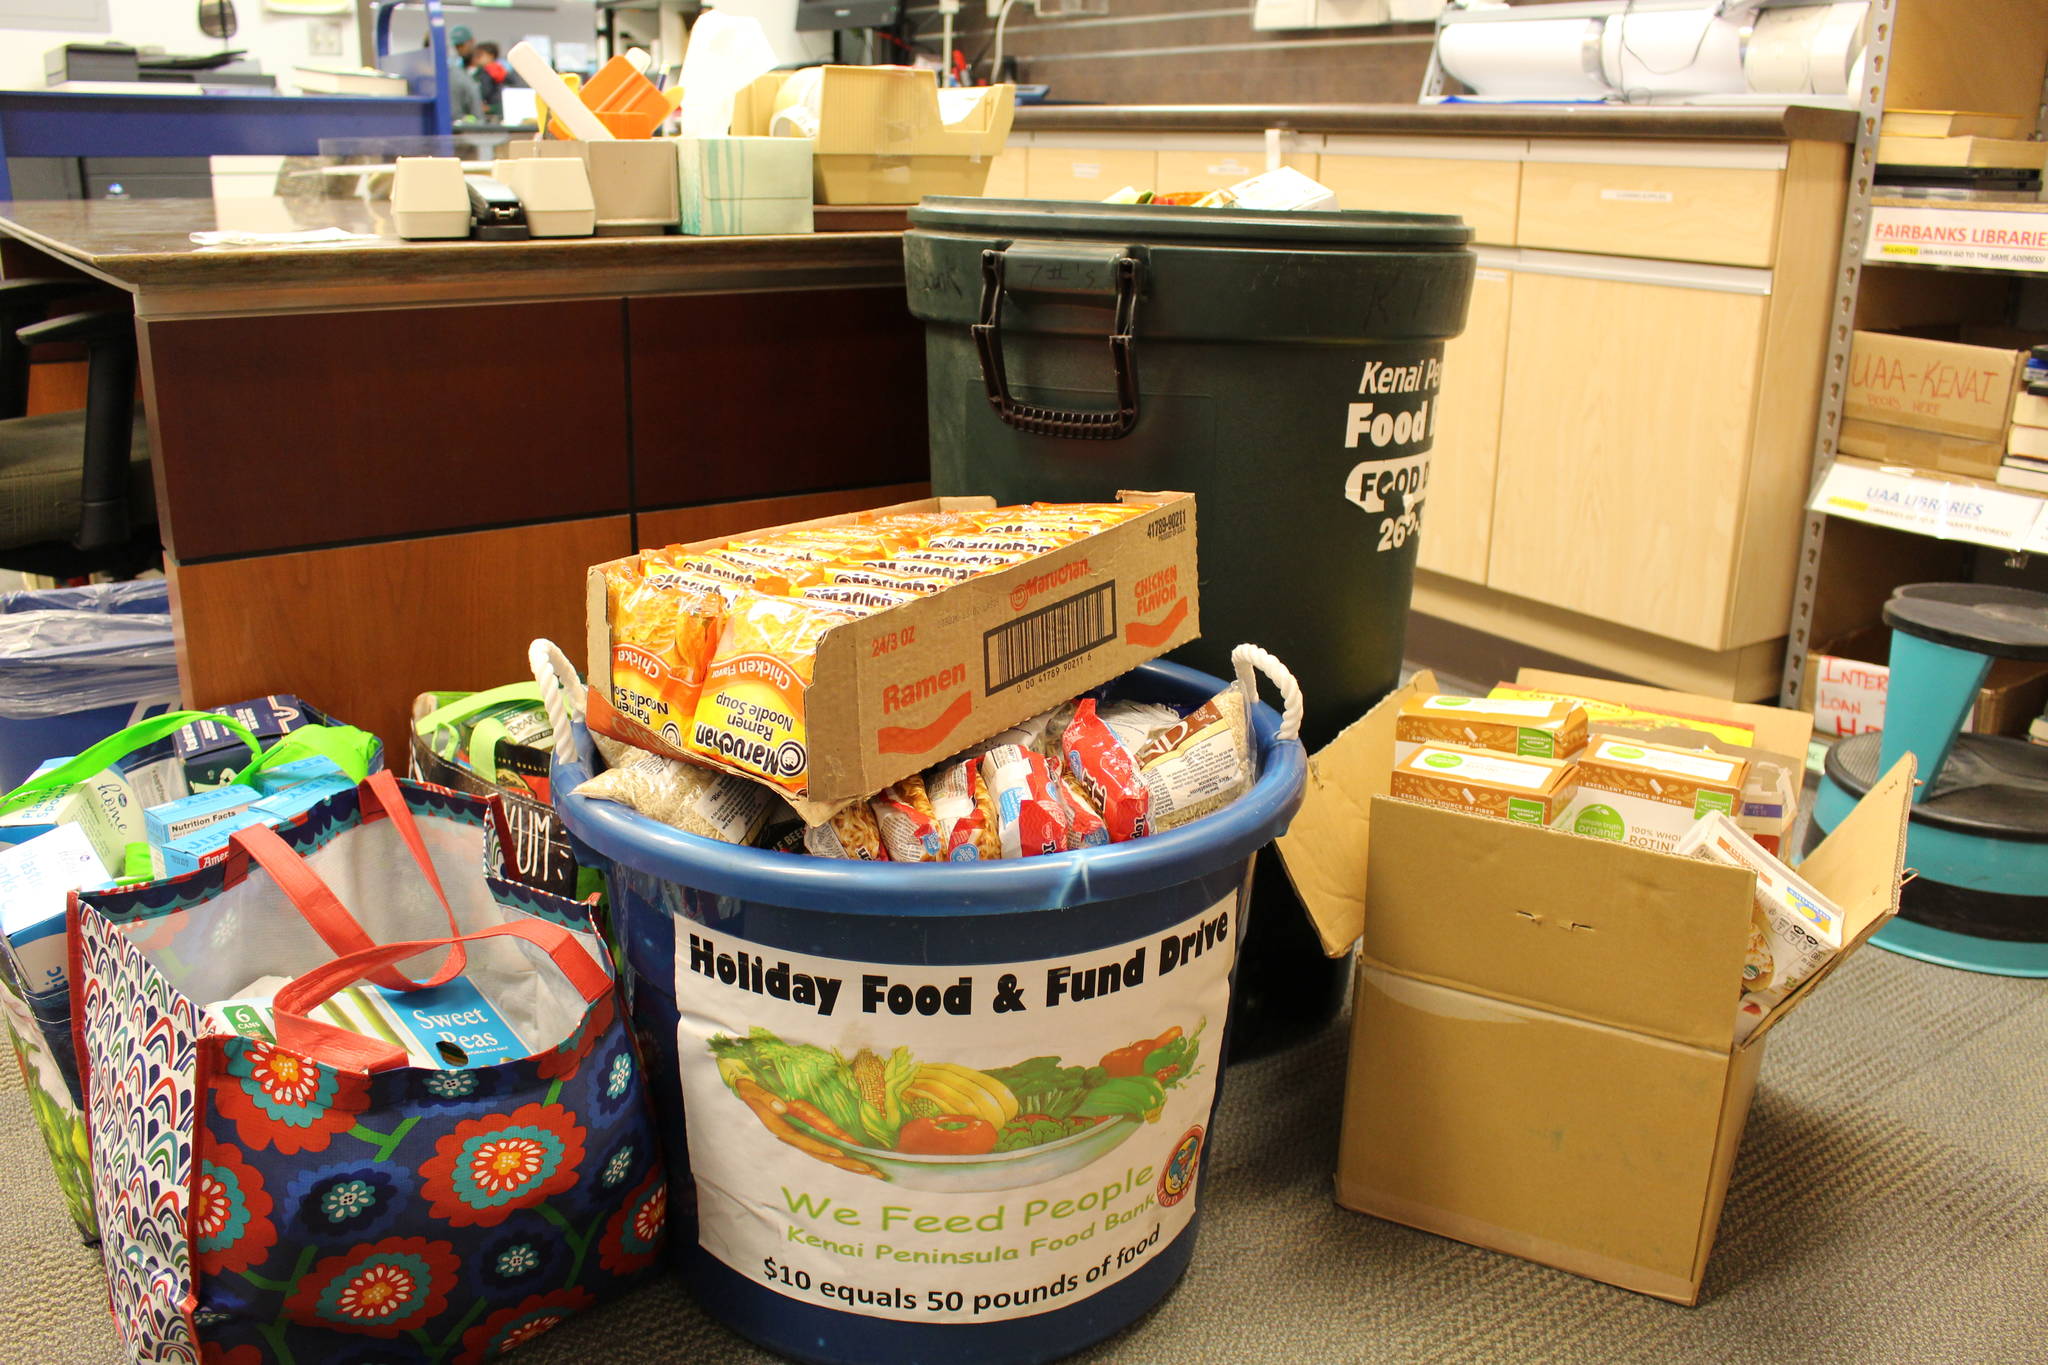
(730, 66), (1014, 205)
(1277, 669), (1915, 1305)
(587, 491), (1199, 822)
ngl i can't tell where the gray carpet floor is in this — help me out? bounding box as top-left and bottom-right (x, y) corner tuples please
(7, 944), (2046, 1364)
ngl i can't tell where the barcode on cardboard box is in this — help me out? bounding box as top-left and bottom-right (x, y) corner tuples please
(984, 585), (1117, 693)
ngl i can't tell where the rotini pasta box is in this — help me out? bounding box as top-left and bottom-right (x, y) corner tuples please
(1273, 668), (1917, 1306)
(586, 491), (1199, 822)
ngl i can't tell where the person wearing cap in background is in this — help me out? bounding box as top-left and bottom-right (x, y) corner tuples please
(441, 24), (484, 125)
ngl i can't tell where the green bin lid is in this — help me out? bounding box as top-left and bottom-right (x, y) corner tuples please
(908, 196), (1472, 247)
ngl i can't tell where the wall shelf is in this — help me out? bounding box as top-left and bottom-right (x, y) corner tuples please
(1811, 459), (2048, 553)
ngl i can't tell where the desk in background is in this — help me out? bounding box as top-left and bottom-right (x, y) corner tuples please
(0, 197), (929, 753)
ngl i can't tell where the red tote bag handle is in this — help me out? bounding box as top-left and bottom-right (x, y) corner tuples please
(230, 770), (467, 992)
(272, 918), (612, 1073)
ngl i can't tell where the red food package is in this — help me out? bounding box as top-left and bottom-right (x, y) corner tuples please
(1061, 699), (1151, 842)
(871, 776), (942, 862)
(978, 744), (1070, 859)
(1057, 775), (1110, 850)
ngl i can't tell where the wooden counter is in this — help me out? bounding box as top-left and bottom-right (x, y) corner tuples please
(1014, 102), (1858, 143)
(0, 199), (929, 750)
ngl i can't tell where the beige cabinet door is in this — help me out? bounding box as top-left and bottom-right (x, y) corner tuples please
(981, 144), (1030, 198)
(1154, 148), (1317, 191)
(1318, 151), (1521, 245)
(1516, 161), (1783, 268)
(1417, 266), (1511, 584)
(1487, 270), (1766, 648)
(1025, 147), (1157, 200)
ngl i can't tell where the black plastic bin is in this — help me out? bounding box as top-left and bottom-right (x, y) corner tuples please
(907, 197), (1474, 1056)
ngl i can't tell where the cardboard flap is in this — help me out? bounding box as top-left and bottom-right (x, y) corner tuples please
(1739, 754), (1916, 1047)
(1275, 674), (1432, 958)
(1363, 797), (1753, 1051)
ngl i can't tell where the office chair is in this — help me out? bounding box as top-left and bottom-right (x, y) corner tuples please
(0, 278), (160, 580)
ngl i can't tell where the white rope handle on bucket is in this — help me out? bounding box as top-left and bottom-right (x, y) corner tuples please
(528, 638), (586, 771)
(1231, 643), (1303, 743)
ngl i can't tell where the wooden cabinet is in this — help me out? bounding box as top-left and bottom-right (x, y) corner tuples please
(1008, 121), (1848, 696)
(1418, 263), (1511, 583)
(144, 300), (631, 560)
(627, 288), (928, 510)
(171, 516), (633, 756)
(1025, 145), (1157, 199)
(1154, 144), (1317, 191)
(1319, 137), (1523, 245)
(1487, 269), (1768, 648)
(983, 140), (1030, 198)
(1516, 142), (1785, 268)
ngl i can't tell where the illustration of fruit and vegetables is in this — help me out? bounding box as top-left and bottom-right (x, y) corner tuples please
(708, 1021), (1204, 1179)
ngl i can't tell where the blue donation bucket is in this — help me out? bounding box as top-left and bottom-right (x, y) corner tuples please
(553, 658), (1307, 1365)
(0, 580), (179, 792)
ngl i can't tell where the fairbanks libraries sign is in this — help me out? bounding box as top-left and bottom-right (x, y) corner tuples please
(1868, 204), (2048, 275)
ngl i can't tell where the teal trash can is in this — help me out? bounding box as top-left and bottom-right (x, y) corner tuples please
(905, 198), (1474, 1056)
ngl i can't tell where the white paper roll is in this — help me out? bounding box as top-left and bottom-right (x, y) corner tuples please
(1811, 1), (1868, 96)
(1745, 2), (1868, 96)
(1438, 16), (1611, 99)
(1600, 6), (1747, 99)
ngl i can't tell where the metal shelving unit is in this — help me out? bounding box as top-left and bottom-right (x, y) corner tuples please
(1778, 3), (2048, 707)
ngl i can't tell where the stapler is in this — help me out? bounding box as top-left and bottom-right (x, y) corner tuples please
(465, 176), (531, 240)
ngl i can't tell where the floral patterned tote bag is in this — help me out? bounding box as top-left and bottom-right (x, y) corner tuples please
(70, 772), (666, 1364)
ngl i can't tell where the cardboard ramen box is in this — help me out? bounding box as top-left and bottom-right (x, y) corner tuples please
(1277, 670), (1915, 1305)
(587, 491), (1198, 819)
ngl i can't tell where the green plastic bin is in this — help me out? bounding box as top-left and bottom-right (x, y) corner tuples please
(906, 197), (1474, 1056)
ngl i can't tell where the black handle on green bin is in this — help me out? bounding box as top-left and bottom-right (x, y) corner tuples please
(972, 246), (1140, 440)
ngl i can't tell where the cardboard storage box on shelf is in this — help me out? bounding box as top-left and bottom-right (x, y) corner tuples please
(586, 491), (1198, 819)
(1276, 669), (1915, 1305)
(730, 66), (1014, 205)
(1801, 625), (2048, 739)
(1843, 331), (2023, 480)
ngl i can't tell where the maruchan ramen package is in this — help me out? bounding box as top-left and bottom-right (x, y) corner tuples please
(1390, 745), (1577, 826)
(603, 569), (726, 750)
(1559, 738), (1749, 853)
(689, 595), (856, 793)
(1394, 693), (1587, 768)
(1132, 684), (1253, 832)
(1675, 813), (1848, 1043)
